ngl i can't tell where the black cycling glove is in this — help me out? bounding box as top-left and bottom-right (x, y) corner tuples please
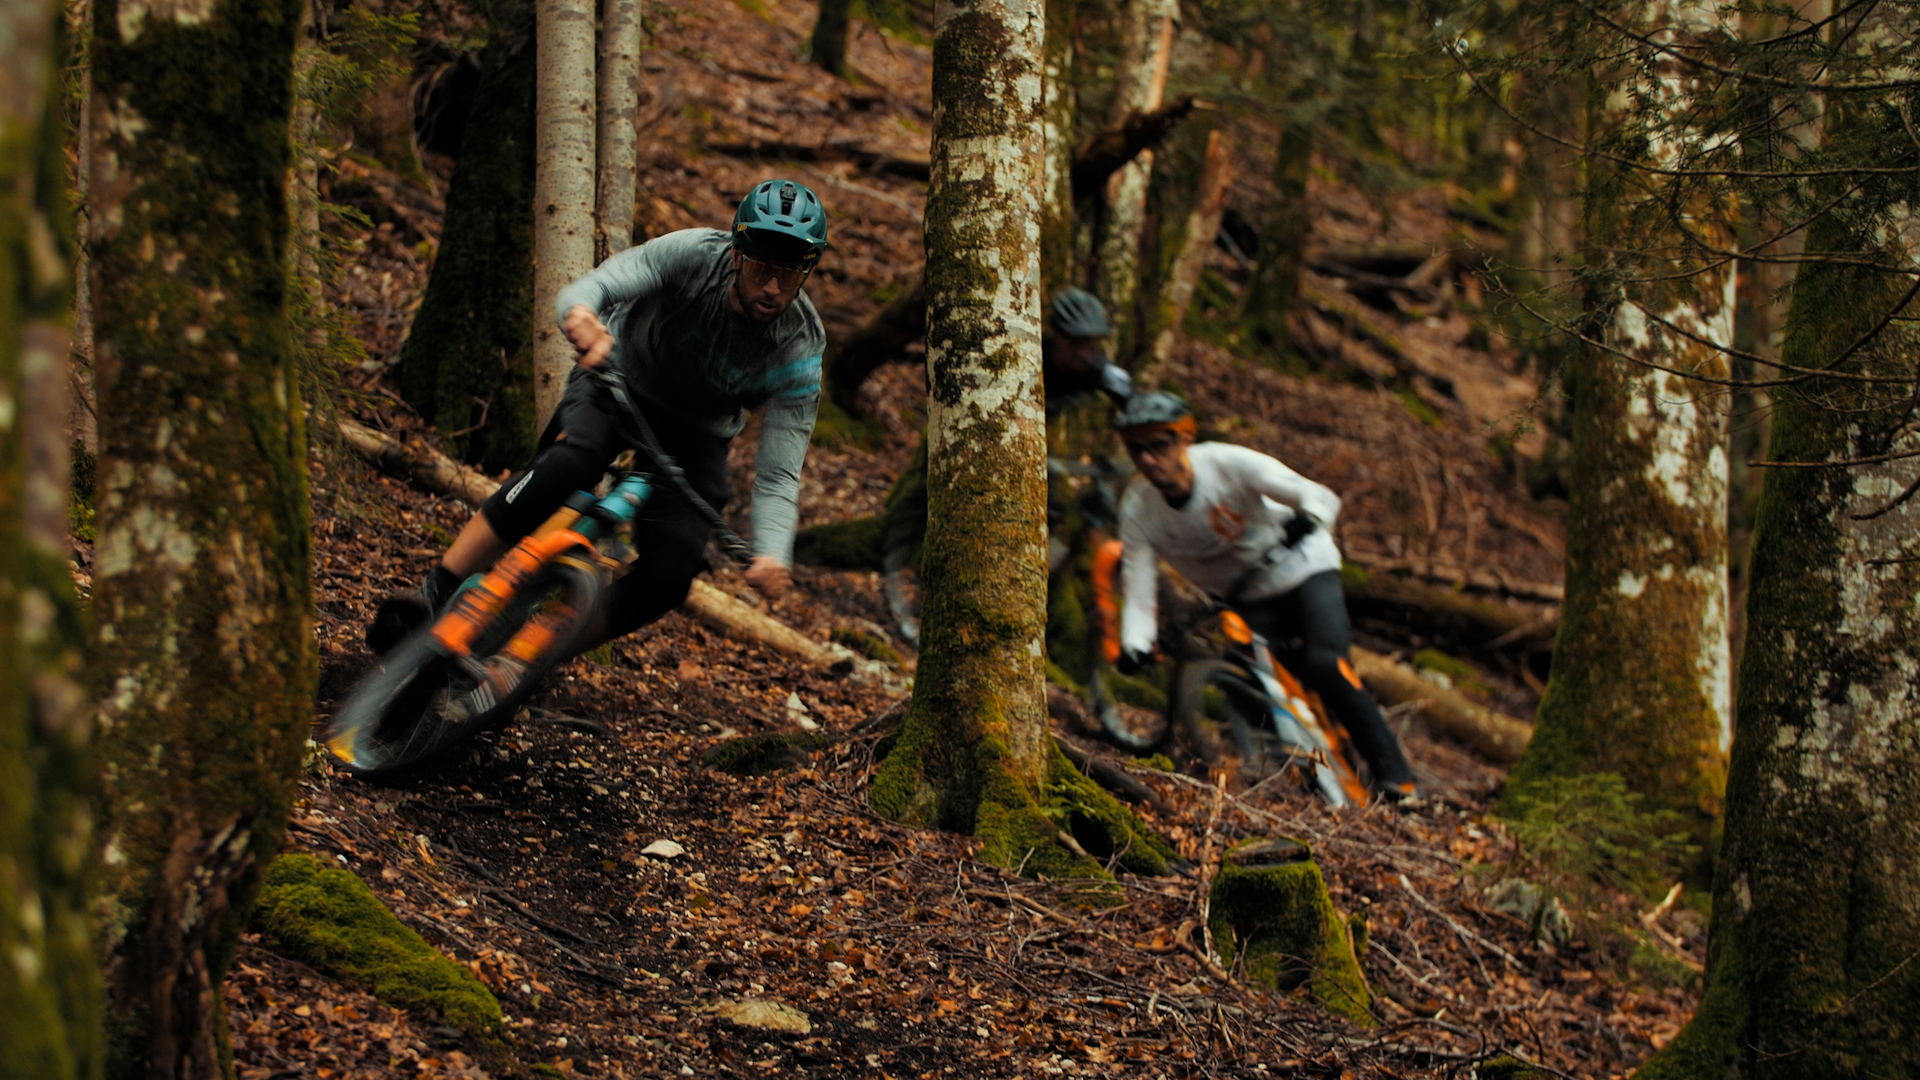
(1115, 648), (1155, 677)
(1281, 513), (1317, 548)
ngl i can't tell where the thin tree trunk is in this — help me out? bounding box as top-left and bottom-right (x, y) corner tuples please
(1507, 4), (1732, 853)
(533, 0), (597, 432)
(810, 0), (851, 77)
(2, 3), (97, 1074)
(1039, 0), (1076, 294)
(396, 8), (540, 472)
(1091, 0), (1173, 360)
(88, 0), (315, 1073)
(1240, 117), (1309, 351)
(595, 0), (641, 260)
(64, 0), (94, 453)
(1141, 127), (1231, 383)
(870, 0), (1086, 876)
(1633, 217), (1920, 1080)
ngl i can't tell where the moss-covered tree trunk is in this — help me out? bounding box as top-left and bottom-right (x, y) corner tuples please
(1089, 0), (1173, 362)
(810, 0), (851, 77)
(1239, 118), (1309, 353)
(396, 5), (538, 473)
(532, 0), (595, 432)
(1141, 126), (1231, 384)
(1, 3), (99, 1074)
(594, 0), (641, 261)
(88, 0), (316, 1073)
(1633, 220), (1920, 1080)
(869, 0), (1082, 875)
(1507, 14), (1732, 851)
(1039, 0), (1075, 295)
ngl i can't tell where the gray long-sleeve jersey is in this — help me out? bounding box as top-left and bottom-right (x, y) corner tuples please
(554, 229), (825, 563)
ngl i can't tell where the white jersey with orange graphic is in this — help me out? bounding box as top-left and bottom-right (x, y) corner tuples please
(1118, 441), (1343, 655)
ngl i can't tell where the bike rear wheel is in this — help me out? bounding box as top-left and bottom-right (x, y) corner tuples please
(323, 558), (601, 777)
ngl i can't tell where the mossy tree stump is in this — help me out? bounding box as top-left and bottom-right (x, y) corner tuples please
(1208, 838), (1375, 1026)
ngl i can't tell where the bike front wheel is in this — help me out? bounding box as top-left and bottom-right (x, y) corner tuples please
(1171, 658), (1272, 770)
(323, 557), (602, 777)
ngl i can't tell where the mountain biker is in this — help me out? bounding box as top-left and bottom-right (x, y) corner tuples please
(878, 288), (1133, 640)
(1111, 392), (1419, 801)
(368, 179), (828, 655)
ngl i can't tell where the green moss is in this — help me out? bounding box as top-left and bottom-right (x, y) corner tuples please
(1413, 649), (1484, 692)
(810, 396), (881, 450)
(704, 732), (833, 776)
(1138, 753), (1174, 771)
(1338, 560), (1371, 589)
(251, 856), (502, 1039)
(1394, 388), (1442, 428)
(792, 514), (885, 570)
(1208, 839), (1375, 1027)
(831, 628), (904, 667)
(1103, 667), (1167, 713)
(1476, 1057), (1542, 1080)
(1040, 741), (1177, 877)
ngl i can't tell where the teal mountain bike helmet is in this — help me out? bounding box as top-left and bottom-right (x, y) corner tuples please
(1050, 287), (1112, 337)
(1114, 391), (1193, 431)
(732, 179), (829, 266)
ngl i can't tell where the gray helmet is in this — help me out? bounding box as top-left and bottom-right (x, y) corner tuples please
(732, 179), (829, 265)
(1114, 391), (1193, 431)
(1050, 287), (1112, 337)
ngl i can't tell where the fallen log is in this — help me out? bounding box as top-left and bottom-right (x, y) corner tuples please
(1342, 567), (1559, 648)
(1349, 647), (1531, 764)
(330, 416), (894, 680)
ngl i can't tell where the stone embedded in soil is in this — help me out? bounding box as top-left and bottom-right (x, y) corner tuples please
(640, 839), (686, 859)
(710, 997), (812, 1034)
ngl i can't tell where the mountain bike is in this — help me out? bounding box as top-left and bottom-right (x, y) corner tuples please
(1169, 607), (1371, 808)
(321, 371), (750, 778)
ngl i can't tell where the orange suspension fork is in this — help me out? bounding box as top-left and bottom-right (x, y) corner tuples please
(431, 529), (590, 657)
(1091, 538), (1125, 665)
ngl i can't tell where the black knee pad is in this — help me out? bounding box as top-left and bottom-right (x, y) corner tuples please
(480, 441), (610, 543)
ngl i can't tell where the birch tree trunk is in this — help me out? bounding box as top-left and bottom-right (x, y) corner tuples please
(1506, 4), (1732, 851)
(87, 0), (315, 1072)
(533, 0), (596, 432)
(595, 0), (641, 260)
(396, 6), (539, 472)
(1141, 127), (1231, 383)
(1, 3), (98, 1074)
(1633, 220), (1920, 1080)
(1090, 0), (1173, 361)
(1039, 0), (1075, 294)
(869, 0), (1084, 875)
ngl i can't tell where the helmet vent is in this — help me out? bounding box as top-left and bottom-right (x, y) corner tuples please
(779, 182), (798, 217)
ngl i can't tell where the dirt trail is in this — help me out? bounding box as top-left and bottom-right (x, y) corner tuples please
(218, 1), (1706, 1075)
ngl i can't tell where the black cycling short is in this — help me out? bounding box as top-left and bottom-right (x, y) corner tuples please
(480, 369), (731, 639)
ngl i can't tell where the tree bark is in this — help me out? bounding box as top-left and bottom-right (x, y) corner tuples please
(88, 0), (315, 1073)
(1141, 127), (1231, 382)
(1632, 217), (1920, 1080)
(595, 0), (641, 260)
(64, 0), (95, 453)
(1039, 0), (1075, 294)
(1239, 118), (1309, 351)
(809, 0), (851, 77)
(870, 0), (1087, 876)
(1090, 0), (1174, 361)
(396, 7), (539, 472)
(1506, 6), (1733, 853)
(1, 3), (98, 1074)
(533, 0), (596, 432)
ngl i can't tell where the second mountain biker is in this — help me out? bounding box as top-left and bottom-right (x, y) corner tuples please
(369, 179), (830, 656)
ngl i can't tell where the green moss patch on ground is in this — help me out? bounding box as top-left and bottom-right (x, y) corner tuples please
(1208, 838), (1376, 1026)
(251, 855), (503, 1039)
(1041, 742), (1178, 878)
(704, 732), (834, 776)
(832, 627), (905, 668)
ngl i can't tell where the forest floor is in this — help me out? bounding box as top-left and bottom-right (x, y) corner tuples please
(185, 0), (1708, 1075)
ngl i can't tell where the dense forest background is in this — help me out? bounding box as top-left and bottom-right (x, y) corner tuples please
(3, 0), (1917, 1076)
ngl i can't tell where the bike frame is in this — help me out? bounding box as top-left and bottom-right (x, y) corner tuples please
(1218, 612), (1370, 808)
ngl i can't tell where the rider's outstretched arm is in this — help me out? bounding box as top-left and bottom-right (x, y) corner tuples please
(1216, 443), (1342, 528)
(750, 390), (820, 566)
(553, 229), (707, 324)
